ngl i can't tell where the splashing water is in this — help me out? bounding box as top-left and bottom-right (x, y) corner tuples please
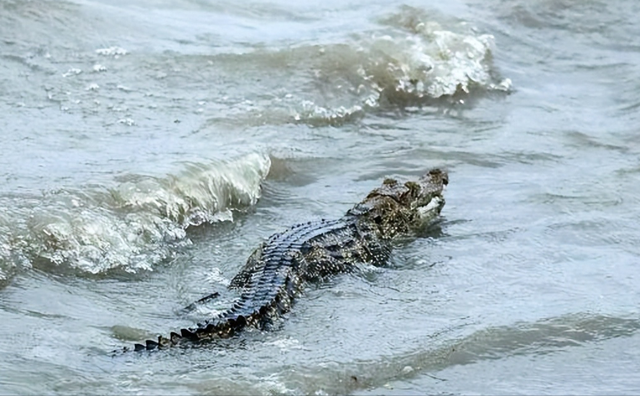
(0, 153), (270, 278)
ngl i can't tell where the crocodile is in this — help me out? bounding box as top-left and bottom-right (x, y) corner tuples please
(127, 168), (448, 351)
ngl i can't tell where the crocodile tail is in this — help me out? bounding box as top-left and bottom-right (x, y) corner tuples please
(129, 331), (185, 352)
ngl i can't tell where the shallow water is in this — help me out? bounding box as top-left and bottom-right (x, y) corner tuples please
(1, 0), (639, 394)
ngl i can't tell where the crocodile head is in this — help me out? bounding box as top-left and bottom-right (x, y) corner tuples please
(359, 169), (448, 238)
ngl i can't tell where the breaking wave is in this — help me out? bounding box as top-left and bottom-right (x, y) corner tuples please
(0, 153), (270, 282)
(254, 6), (512, 126)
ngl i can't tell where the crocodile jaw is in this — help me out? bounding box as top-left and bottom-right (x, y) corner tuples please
(416, 195), (445, 222)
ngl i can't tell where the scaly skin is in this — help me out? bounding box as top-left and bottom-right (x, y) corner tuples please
(127, 169), (448, 351)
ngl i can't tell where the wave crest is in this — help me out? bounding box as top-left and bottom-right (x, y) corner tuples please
(366, 8), (511, 106)
(0, 153), (270, 278)
(281, 6), (511, 125)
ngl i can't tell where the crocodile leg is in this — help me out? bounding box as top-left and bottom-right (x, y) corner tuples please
(179, 292), (221, 314)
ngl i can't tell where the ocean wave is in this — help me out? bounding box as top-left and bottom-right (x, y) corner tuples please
(0, 212), (16, 285)
(0, 153), (270, 279)
(251, 6), (512, 126)
(364, 10), (510, 103)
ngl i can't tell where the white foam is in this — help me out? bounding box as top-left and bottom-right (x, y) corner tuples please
(3, 153), (271, 275)
(95, 46), (128, 57)
(417, 196), (443, 220)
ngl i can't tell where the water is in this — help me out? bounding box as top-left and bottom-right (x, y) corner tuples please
(1, 0), (639, 394)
